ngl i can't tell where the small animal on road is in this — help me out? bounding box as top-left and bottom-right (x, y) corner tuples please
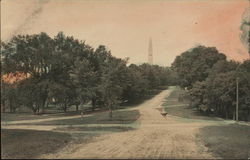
(161, 110), (168, 117)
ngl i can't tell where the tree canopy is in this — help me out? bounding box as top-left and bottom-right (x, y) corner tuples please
(172, 45), (226, 89)
(172, 45), (250, 121)
(1, 32), (175, 116)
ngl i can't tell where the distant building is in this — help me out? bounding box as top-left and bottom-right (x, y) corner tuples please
(148, 37), (153, 64)
(2, 72), (29, 84)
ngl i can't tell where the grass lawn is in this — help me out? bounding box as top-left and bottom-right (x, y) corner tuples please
(1, 111), (81, 122)
(14, 109), (140, 125)
(163, 88), (250, 159)
(1, 110), (140, 158)
(162, 89), (220, 121)
(1, 129), (71, 159)
(1, 109), (140, 159)
(55, 126), (136, 133)
(1, 88), (165, 123)
(198, 123), (250, 159)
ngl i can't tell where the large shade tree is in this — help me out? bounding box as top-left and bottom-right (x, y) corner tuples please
(172, 45), (226, 89)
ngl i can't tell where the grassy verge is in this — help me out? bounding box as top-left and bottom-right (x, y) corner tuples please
(198, 124), (250, 159)
(120, 87), (168, 107)
(2, 87), (167, 123)
(162, 88), (220, 121)
(1, 109), (140, 158)
(1, 105), (105, 122)
(55, 126), (136, 133)
(15, 109), (140, 125)
(1, 111), (81, 122)
(1, 129), (71, 159)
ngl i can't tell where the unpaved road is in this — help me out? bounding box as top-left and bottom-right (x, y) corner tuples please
(35, 87), (216, 159)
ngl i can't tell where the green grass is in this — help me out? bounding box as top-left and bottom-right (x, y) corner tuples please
(198, 124), (250, 159)
(162, 89), (221, 121)
(1, 111), (82, 122)
(55, 126), (136, 133)
(1, 129), (72, 159)
(1, 103), (99, 122)
(2, 87), (167, 123)
(15, 109), (140, 125)
(1, 109), (140, 159)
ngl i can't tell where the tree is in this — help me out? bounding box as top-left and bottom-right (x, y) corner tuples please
(70, 58), (96, 110)
(238, 60), (250, 120)
(1, 32), (174, 116)
(240, 8), (250, 55)
(50, 32), (93, 112)
(121, 64), (149, 102)
(172, 45), (226, 89)
(1, 33), (54, 114)
(189, 81), (207, 109)
(1, 82), (21, 113)
(97, 46), (128, 119)
(189, 59), (250, 120)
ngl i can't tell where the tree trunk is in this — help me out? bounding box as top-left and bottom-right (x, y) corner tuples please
(2, 105), (5, 113)
(1, 100), (6, 113)
(225, 106), (228, 119)
(248, 109), (250, 121)
(37, 107), (40, 115)
(40, 105), (44, 114)
(76, 104), (79, 111)
(9, 99), (13, 113)
(109, 108), (113, 120)
(81, 111), (83, 120)
(248, 106), (250, 121)
(46, 101), (49, 108)
(32, 108), (37, 115)
(12, 107), (16, 113)
(63, 103), (67, 112)
(92, 98), (96, 111)
(40, 99), (47, 114)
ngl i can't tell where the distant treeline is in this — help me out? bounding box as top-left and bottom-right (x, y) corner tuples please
(1, 32), (177, 115)
(172, 46), (250, 121)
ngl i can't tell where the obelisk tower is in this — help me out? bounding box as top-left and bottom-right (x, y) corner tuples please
(148, 37), (153, 64)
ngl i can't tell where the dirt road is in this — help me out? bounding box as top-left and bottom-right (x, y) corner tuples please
(37, 87), (215, 159)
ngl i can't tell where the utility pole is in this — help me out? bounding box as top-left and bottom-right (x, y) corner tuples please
(236, 77), (239, 121)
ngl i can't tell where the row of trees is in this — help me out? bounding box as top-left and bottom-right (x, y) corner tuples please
(172, 45), (250, 121)
(1, 32), (176, 116)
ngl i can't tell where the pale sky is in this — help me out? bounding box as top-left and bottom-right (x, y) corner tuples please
(1, 0), (249, 66)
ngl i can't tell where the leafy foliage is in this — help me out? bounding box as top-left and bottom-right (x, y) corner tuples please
(189, 59), (250, 120)
(172, 45), (226, 89)
(1, 32), (175, 116)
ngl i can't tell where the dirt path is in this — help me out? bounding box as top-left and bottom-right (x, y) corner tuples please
(38, 87), (216, 159)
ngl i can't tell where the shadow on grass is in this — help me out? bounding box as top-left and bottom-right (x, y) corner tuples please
(1, 129), (72, 159)
(120, 89), (166, 109)
(1, 111), (83, 122)
(2, 88), (166, 122)
(16, 109), (140, 125)
(55, 126), (136, 133)
(120, 94), (158, 108)
(1, 110), (140, 158)
(198, 124), (250, 159)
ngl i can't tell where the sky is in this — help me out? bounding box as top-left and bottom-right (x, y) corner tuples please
(1, 0), (249, 66)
